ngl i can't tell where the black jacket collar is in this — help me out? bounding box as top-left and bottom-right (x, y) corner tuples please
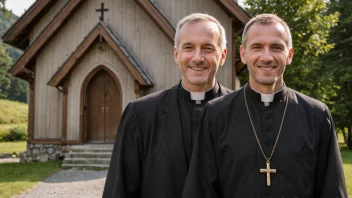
(245, 82), (288, 103)
(177, 81), (220, 104)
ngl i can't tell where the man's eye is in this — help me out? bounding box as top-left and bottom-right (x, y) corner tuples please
(251, 45), (261, 50)
(272, 46), (283, 51)
(203, 47), (214, 52)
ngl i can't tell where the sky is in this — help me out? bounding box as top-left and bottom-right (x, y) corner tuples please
(5, 0), (244, 17)
(5, 0), (36, 16)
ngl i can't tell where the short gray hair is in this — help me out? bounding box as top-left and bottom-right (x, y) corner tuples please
(174, 13), (227, 51)
(242, 14), (292, 49)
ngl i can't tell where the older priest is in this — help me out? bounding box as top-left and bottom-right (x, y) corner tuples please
(182, 14), (347, 198)
(103, 13), (232, 198)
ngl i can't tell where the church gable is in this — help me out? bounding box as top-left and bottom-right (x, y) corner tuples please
(48, 21), (154, 88)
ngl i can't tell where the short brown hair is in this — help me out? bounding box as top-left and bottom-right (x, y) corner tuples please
(241, 14), (292, 49)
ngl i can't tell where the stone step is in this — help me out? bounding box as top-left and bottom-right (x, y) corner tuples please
(62, 163), (109, 169)
(68, 145), (114, 153)
(65, 152), (112, 159)
(63, 157), (111, 165)
(62, 144), (113, 169)
(70, 144), (114, 149)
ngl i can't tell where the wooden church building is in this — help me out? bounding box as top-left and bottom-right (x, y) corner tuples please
(2, 0), (250, 162)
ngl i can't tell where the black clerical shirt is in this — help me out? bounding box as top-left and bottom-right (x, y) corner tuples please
(178, 82), (221, 165)
(182, 84), (347, 198)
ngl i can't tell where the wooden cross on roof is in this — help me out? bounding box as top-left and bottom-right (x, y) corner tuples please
(96, 3), (108, 21)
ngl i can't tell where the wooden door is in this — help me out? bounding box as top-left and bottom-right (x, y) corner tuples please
(86, 69), (121, 143)
(105, 73), (120, 143)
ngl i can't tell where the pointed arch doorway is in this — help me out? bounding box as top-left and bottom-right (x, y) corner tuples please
(82, 67), (122, 143)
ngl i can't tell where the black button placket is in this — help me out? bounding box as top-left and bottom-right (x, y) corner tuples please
(263, 104), (274, 196)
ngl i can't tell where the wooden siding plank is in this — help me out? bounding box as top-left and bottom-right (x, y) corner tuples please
(100, 28), (150, 86)
(27, 75), (35, 143)
(134, 0), (175, 43)
(47, 27), (100, 86)
(61, 81), (68, 141)
(32, 0), (67, 43)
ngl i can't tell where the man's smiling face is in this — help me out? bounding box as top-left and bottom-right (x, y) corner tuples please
(174, 20), (226, 92)
(240, 22), (294, 93)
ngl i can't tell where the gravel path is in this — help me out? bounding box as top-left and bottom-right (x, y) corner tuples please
(0, 157), (19, 163)
(12, 169), (108, 198)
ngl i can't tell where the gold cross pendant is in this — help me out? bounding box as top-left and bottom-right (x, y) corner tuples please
(260, 161), (276, 186)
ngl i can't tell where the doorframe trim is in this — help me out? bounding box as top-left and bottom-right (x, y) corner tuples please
(80, 65), (122, 143)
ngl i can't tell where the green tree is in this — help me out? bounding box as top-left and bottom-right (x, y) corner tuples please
(0, 8), (27, 103)
(0, 0), (5, 9)
(7, 77), (27, 102)
(0, 0), (10, 18)
(0, 43), (11, 98)
(242, 0), (339, 100)
(322, 0), (352, 149)
(0, 0), (10, 99)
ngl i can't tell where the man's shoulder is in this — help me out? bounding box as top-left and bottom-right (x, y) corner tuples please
(208, 87), (243, 109)
(288, 88), (327, 112)
(131, 85), (176, 108)
(219, 84), (233, 95)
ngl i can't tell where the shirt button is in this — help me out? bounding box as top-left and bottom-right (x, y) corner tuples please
(264, 114), (271, 120)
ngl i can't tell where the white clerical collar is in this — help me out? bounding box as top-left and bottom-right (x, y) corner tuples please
(261, 93), (275, 106)
(253, 84), (284, 106)
(181, 83), (214, 104)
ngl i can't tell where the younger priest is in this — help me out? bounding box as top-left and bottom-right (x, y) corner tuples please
(182, 14), (347, 198)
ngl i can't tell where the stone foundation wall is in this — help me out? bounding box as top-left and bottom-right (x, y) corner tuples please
(19, 144), (71, 162)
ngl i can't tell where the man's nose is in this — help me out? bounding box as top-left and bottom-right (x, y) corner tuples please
(260, 47), (274, 62)
(192, 49), (204, 64)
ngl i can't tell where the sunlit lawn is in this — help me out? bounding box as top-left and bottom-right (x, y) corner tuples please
(0, 123), (27, 135)
(0, 141), (26, 156)
(0, 161), (62, 198)
(341, 147), (352, 196)
(337, 132), (352, 196)
(0, 99), (28, 124)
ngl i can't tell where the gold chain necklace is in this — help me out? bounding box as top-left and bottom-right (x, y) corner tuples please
(243, 83), (288, 186)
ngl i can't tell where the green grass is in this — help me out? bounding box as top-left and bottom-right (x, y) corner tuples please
(0, 123), (27, 136)
(0, 141), (26, 155)
(0, 160), (62, 198)
(0, 99), (28, 124)
(337, 132), (352, 196)
(341, 147), (352, 196)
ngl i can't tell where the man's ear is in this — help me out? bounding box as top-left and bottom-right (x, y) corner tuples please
(219, 48), (227, 66)
(286, 47), (294, 65)
(239, 45), (246, 64)
(174, 46), (179, 64)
